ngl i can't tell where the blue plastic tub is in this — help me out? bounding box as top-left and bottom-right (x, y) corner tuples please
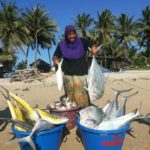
(12, 124), (65, 150)
(77, 119), (130, 150)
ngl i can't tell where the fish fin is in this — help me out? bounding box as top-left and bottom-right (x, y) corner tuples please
(127, 128), (136, 138)
(132, 108), (138, 114)
(120, 91), (139, 101)
(6, 136), (28, 145)
(111, 87), (133, 94)
(26, 137), (36, 150)
(106, 99), (110, 103)
(58, 59), (63, 66)
(125, 91), (139, 100)
(136, 100), (142, 117)
(145, 113), (150, 118)
(134, 117), (150, 126)
(88, 47), (92, 51)
(84, 87), (88, 91)
(8, 132), (16, 142)
(96, 44), (102, 51)
(130, 100), (142, 116)
(7, 135), (36, 150)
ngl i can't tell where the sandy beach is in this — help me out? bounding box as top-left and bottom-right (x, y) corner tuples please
(0, 70), (150, 150)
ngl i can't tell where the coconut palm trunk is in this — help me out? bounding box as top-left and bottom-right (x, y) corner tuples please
(25, 45), (30, 68)
(48, 48), (51, 66)
(34, 35), (38, 68)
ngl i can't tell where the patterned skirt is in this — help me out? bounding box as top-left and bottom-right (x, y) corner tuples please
(63, 75), (90, 108)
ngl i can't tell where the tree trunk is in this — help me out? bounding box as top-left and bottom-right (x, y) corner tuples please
(25, 45), (30, 69)
(48, 48), (51, 65)
(82, 30), (87, 38)
(125, 42), (129, 59)
(34, 35), (38, 68)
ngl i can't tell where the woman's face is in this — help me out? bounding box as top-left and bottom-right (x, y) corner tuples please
(67, 31), (77, 42)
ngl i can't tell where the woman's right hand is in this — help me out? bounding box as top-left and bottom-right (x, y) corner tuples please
(53, 56), (60, 64)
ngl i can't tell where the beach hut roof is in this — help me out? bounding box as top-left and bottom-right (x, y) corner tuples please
(30, 59), (50, 66)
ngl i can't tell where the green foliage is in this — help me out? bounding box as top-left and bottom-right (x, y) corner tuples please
(22, 4), (58, 68)
(105, 39), (125, 57)
(74, 13), (94, 38)
(0, 0), (27, 53)
(95, 9), (116, 46)
(16, 60), (26, 70)
(0, 1), (149, 70)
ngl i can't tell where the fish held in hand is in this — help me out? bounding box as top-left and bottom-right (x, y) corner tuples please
(87, 56), (105, 102)
(56, 59), (64, 91)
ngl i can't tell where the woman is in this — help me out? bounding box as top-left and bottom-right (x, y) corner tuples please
(53, 25), (97, 108)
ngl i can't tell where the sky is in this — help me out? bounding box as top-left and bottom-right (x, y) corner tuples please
(7, 0), (150, 65)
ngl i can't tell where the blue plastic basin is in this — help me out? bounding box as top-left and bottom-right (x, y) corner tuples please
(12, 124), (65, 150)
(77, 119), (130, 150)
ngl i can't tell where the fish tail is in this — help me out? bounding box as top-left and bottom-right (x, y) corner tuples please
(136, 100), (142, 117)
(7, 135), (36, 150)
(26, 137), (37, 150)
(58, 59), (63, 66)
(6, 136), (28, 145)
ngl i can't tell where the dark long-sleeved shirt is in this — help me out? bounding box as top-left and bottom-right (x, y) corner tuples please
(53, 38), (91, 75)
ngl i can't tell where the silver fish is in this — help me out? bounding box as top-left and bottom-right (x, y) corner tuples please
(56, 59), (63, 91)
(115, 91), (139, 118)
(79, 106), (105, 125)
(133, 113), (150, 131)
(8, 119), (54, 150)
(0, 117), (33, 132)
(96, 101), (141, 130)
(105, 88), (133, 119)
(102, 100), (111, 113)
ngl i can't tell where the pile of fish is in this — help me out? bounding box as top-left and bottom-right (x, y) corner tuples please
(0, 85), (68, 150)
(79, 88), (150, 131)
(49, 96), (77, 111)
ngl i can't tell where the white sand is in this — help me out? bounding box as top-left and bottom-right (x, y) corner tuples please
(0, 70), (150, 150)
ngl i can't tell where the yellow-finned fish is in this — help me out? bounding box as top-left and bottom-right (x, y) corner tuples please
(35, 108), (68, 125)
(6, 101), (25, 131)
(14, 101), (25, 121)
(6, 100), (17, 120)
(8, 92), (40, 121)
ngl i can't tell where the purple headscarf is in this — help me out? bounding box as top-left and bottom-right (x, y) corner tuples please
(59, 25), (85, 59)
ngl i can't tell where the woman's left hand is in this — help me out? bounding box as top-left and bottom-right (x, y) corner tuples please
(91, 44), (97, 55)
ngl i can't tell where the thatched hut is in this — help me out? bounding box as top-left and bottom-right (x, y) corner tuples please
(30, 59), (51, 72)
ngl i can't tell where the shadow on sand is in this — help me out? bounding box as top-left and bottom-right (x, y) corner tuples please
(0, 107), (11, 132)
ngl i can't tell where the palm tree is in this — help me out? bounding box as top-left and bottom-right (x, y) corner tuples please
(23, 4), (57, 68)
(116, 14), (138, 58)
(140, 7), (150, 58)
(95, 9), (116, 47)
(0, 48), (13, 61)
(39, 33), (56, 65)
(0, 0), (27, 53)
(0, 47), (17, 72)
(86, 29), (99, 45)
(105, 39), (125, 57)
(74, 13), (94, 38)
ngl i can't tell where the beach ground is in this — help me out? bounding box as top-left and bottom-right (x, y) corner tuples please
(0, 70), (150, 150)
